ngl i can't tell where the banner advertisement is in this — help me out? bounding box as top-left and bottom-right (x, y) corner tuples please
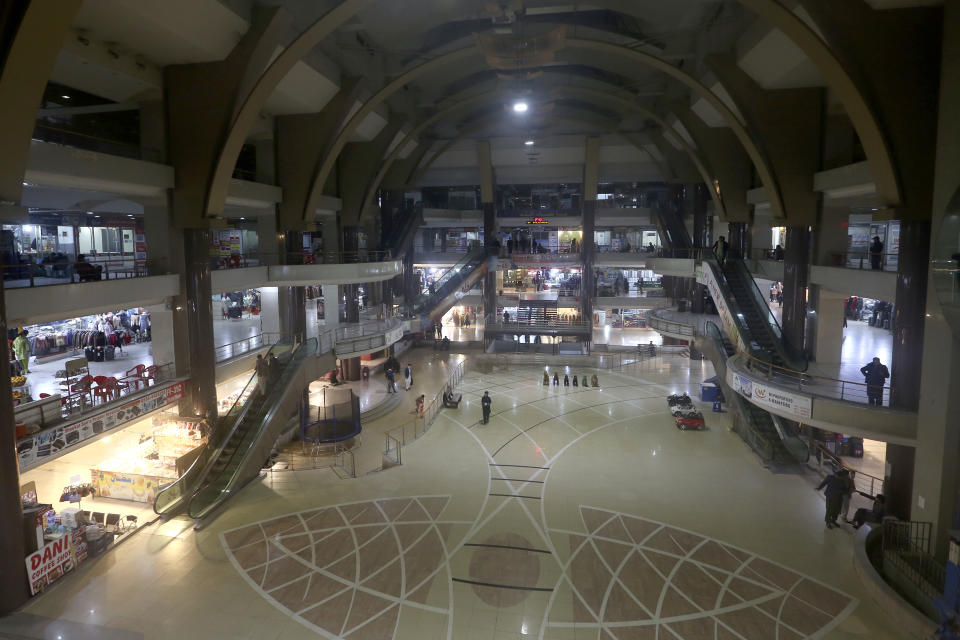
(726, 369), (812, 419)
(17, 381), (185, 472)
(701, 262), (747, 353)
(26, 537), (75, 595)
(90, 469), (164, 503)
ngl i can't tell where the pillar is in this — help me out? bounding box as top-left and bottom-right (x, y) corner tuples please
(259, 288), (280, 336)
(752, 208), (773, 257)
(0, 277), (28, 612)
(342, 283), (361, 380)
(582, 137), (600, 333)
(183, 229), (218, 419)
(885, 220), (930, 521)
(811, 288), (845, 364)
(257, 213), (278, 265)
(478, 140), (497, 323)
(781, 225), (811, 356)
(279, 287), (306, 343)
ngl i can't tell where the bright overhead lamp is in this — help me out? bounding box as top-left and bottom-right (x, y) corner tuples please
(61, 95), (71, 100)
(524, 140), (535, 146)
(513, 101), (529, 113)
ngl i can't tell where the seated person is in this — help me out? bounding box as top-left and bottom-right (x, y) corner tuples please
(442, 387), (461, 408)
(572, 375), (579, 387)
(441, 337), (450, 350)
(849, 494), (886, 529)
(591, 374), (599, 387)
(75, 254), (102, 282)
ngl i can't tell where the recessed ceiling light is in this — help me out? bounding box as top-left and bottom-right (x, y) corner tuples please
(513, 102), (529, 113)
(61, 95), (70, 100)
(524, 140), (535, 146)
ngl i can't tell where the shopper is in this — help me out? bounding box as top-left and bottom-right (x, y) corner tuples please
(404, 363), (413, 390)
(591, 374), (599, 387)
(385, 368), (397, 393)
(849, 494), (887, 529)
(481, 391), (492, 424)
(553, 373), (560, 386)
(572, 374), (578, 387)
(860, 357), (890, 406)
(816, 469), (849, 529)
(503, 310), (510, 324)
(840, 470), (856, 523)
(869, 236), (884, 270)
(543, 371), (550, 386)
(649, 341), (656, 358)
(563, 374), (570, 387)
(12, 330), (30, 374)
(712, 236), (729, 266)
(415, 394), (425, 418)
(774, 244), (785, 261)
(139, 313), (150, 341)
(776, 290), (783, 308)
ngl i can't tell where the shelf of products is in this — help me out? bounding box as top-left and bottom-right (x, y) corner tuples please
(89, 415), (204, 503)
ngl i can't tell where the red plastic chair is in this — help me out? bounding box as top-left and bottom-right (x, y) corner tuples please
(125, 364), (147, 390)
(141, 365), (158, 387)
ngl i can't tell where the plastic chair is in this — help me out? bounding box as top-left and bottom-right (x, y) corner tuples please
(92, 376), (113, 405)
(141, 365), (157, 387)
(105, 513), (121, 533)
(125, 364), (146, 390)
(92, 512), (106, 526)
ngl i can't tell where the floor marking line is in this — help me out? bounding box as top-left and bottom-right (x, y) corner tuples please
(488, 493), (542, 499)
(489, 463), (551, 469)
(451, 577), (554, 592)
(489, 477), (545, 483)
(463, 542), (552, 554)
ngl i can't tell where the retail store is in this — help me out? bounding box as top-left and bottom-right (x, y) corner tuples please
(594, 228), (659, 253)
(9, 308), (154, 401)
(595, 268), (662, 296)
(2, 212), (144, 281)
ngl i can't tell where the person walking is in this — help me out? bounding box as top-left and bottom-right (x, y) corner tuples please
(385, 368), (397, 393)
(404, 363), (413, 390)
(481, 391), (492, 424)
(553, 373), (560, 386)
(869, 236), (884, 270)
(12, 330), (30, 374)
(860, 357), (890, 406)
(563, 374), (570, 387)
(840, 470), (856, 523)
(712, 236), (729, 266)
(816, 469), (850, 529)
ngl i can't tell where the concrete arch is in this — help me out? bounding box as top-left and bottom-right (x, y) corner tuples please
(737, 0), (900, 206)
(311, 38), (782, 223)
(204, 0), (375, 216)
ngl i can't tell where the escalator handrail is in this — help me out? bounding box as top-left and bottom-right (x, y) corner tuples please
(409, 247), (487, 314)
(724, 257), (808, 371)
(153, 341), (285, 515)
(702, 258), (764, 353)
(187, 338), (318, 520)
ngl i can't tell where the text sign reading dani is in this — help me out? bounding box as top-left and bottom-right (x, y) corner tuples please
(526, 217), (549, 225)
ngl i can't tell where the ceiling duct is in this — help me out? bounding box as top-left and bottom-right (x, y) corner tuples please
(475, 26), (567, 71)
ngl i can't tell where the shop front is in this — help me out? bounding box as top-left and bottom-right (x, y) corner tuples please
(9, 307), (154, 402)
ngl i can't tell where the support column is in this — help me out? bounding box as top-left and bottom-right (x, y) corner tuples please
(582, 137), (600, 336)
(0, 274), (28, 612)
(727, 222), (749, 259)
(183, 229), (218, 419)
(752, 209), (773, 258)
(342, 283), (361, 380)
(279, 287), (307, 343)
(812, 289), (845, 364)
(478, 140), (497, 324)
(781, 225), (811, 356)
(884, 220), (930, 521)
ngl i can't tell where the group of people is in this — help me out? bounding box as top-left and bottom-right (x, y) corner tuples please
(542, 371), (599, 387)
(816, 468), (887, 530)
(449, 311), (475, 328)
(769, 282), (783, 307)
(384, 363), (415, 394)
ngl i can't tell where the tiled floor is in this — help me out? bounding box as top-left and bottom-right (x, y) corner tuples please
(9, 352), (902, 640)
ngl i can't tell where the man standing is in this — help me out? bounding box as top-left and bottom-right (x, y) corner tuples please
(712, 236), (729, 266)
(12, 330), (30, 374)
(481, 391), (492, 424)
(816, 469), (850, 529)
(404, 363), (413, 390)
(869, 236), (884, 270)
(860, 357), (890, 406)
(385, 368), (397, 393)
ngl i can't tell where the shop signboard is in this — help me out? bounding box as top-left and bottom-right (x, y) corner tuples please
(25, 536), (75, 595)
(726, 369), (812, 419)
(701, 262), (747, 353)
(134, 233), (147, 264)
(16, 381), (185, 472)
(90, 469), (164, 503)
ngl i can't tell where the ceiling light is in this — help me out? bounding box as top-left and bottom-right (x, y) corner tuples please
(513, 101), (529, 113)
(61, 95), (71, 100)
(524, 140), (535, 146)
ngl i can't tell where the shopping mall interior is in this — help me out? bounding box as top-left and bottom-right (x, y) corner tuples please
(1, 1), (960, 639)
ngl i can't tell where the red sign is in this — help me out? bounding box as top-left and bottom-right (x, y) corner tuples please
(26, 537), (75, 595)
(527, 217), (549, 225)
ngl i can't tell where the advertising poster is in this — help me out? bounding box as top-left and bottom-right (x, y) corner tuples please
(16, 381), (185, 471)
(726, 369), (812, 419)
(702, 263), (747, 353)
(90, 470), (162, 503)
(25, 537), (75, 595)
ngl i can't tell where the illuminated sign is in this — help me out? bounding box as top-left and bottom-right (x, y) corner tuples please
(526, 217), (549, 225)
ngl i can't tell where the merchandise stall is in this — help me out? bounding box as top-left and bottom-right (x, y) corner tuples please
(217, 372), (257, 414)
(89, 415), (204, 503)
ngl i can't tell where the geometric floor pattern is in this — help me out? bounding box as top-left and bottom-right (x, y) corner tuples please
(545, 506), (858, 639)
(221, 496), (470, 640)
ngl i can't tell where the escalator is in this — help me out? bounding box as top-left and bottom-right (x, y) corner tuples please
(380, 204), (423, 258)
(653, 205), (693, 254)
(700, 322), (807, 465)
(154, 339), (322, 522)
(406, 246), (494, 323)
(705, 256), (807, 371)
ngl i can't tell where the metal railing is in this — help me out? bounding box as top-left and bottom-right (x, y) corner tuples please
(383, 360), (466, 467)
(830, 251), (900, 272)
(1, 257), (169, 289)
(214, 333), (281, 362)
(336, 318), (402, 340)
(58, 361), (176, 418)
(646, 312), (696, 337)
(208, 250), (394, 269)
(882, 520), (946, 600)
(808, 438), (884, 497)
(740, 353), (889, 406)
(485, 318), (591, 331)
